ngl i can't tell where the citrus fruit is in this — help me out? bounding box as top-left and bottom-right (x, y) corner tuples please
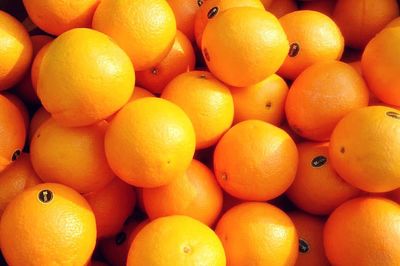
(286, 142), (360, 215)
(161, 70), (234, 149)
(22, 0), (100, 35)
(214, 120), (298, 201)
(329, 106), (400, 192)
(3, 93), (29, 131)
(28, 107), (51, 141)
(142, 159), (223, 226)
(264, 0), (298, 18)
(92, 0), (176, 71)
(202, 7), (289, 87)
(278, 10), (344, 80)
(0, 153), (41, 217)
(215, 202), (298, 266)
(30, 119), (115, 194)
(230, 73), (288, 125)
(31, 41), (51, 92)
(324, 197), (400, 265)
(136, 30), (196, 95)
(37, 28), (135, 127)
(0, 183), (96, 265)
(105, 98), (196, 188)
(285, 60), (369, 141)
(0, 10), (32, 91)
(127, 215), (226, 265)
(167, 0), (200, 42)
(84, 178), (136, 239)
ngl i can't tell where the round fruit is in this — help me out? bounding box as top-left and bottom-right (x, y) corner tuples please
(264, 0), (298, 18)
(0, 183), (96, 265)
(167, 0), (200, 42)
(29, 107), (51, 141)
(3, 93), (29, 131)
(136, 31), (196, 94)
(285, 60), (369, 141)
(84, 178), (136, 239)
(92, 0), (176, 71)
(0, 10), (32, 91)
(329, 106), (400, 192)
(215, 202), (298, 266)
(0, 94), (26, 172)
(361, 27), (400, 106)
(31, 41), (51, 92)
(30, 119), (115, 194)
(214, 120), (298, 201)
(202, 7), (289, 87)
(288, 211), (330, 266)
(105, 98), (196, 188)
(0, 153), (41, 217)
(22, 0), (100, 35)
(127, 215), (226, 266)
(230, 74), (288, 125)
(286, 142), (360, 215)
(332, 0), (399, 49)
(278, 10), (344, 80)
(162, 70), (234, 149)
(142, 159), (223, 226)
(37, 28), (135, 127)
(324, 197), (400, 265)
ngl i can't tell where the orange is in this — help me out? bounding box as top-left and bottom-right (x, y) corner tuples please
(0, 183), (96, 265)
(288, 211), (330, 266)
(14, 35), (53, 106)
(30, 118), (115, 193)
(280, 122), (304, 143)
(105, 98), (196, 188)
(361, 27), (400, 106)
(0, 10), (33, 91)
(167, 0), (200, 42)
(127, 215), (226, 265)
(28, 106), (51, 141)
(0, 153), (41, 217)
(136, 31), (196, 94)
(348, 60), (362, 75)
(0, 94), (26, 172)
(385, 16), (400, 28)
(286, 142), (360, 215)
(214, 120), (298, 201)
(332, 0), (399, 49)
(194, 0), (265, 49)
(230, 74), (288, 125)
(202, 7), (289, 87)
(100, 219), (150, 266)
(37, 28), (135, 127)
(162, 70), (234, 149)
(3, 93), (29, 131)
(22, 0), (100, 35)
(329, 106), (400, 192)
(324, 197), (400, 265)
(142, 159), (223, 226)
(31, 41), (51, 92)
(215, 202), (298, 266)
(285, 60), (369, 141)
(84, 178), (136, 239)
(300, 0), (336, 16)
(92, 0), (176, 71)
(263, 0), (298, 18)
(278, 10), (344, 80)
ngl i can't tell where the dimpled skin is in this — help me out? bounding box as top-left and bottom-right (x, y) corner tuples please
(127, 215), (226, 266)
(215, 202), (298, 266)
(37, 28), (135, 127)
(92, 0), (176, 71)
(162, 70), (234, 149)
(22, 0), (100, 35)
(278, 10), (344, 80)
(0, 10), (32, 91)
(202, 7), (289, 87)
(105, 98), (196, 188)
(214, 120), (298, 201)
(0, 183), (97, 265)
(329, 106), (400, 193)
(30, 119), (115, 194)
(361, 27), (400, 107)
(324, 197), (400, 266)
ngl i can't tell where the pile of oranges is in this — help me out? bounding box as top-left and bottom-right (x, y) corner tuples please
(1, 0), (400, 265)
